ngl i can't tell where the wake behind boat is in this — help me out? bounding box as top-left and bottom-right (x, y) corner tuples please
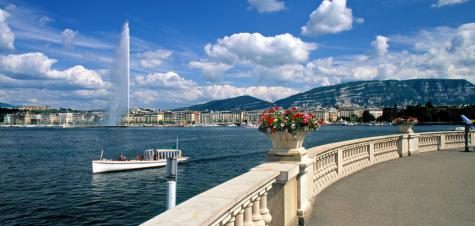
(92, 149), (189, 173)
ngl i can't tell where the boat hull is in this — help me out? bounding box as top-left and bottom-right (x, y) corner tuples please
(92, 158), (189, 173)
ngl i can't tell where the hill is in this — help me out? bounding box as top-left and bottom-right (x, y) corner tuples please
(274, 79), (475, 108)
(0, 102), (15, 108)
(177, 95), (274, 111)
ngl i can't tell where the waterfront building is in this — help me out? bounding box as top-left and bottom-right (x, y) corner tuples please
(13, 112), (31, 125)
(41, 113), (58, 125)
(30, 114), (42, 125)
(338, 107), (364, 118)
(58, 113), (73, 126)
(3, 114), (13, 125)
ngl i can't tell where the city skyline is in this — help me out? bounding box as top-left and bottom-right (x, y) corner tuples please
(0, 0), (474, 109)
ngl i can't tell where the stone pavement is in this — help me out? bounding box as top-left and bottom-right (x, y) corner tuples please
(309, 150), (475, 226)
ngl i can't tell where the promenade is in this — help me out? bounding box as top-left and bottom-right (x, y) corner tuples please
(310, 150), (475, 226)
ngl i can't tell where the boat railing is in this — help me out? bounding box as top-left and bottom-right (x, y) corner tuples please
(144, 149), (182, 161)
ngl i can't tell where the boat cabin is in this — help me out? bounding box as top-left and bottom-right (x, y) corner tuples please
(144, 149), (182, 161)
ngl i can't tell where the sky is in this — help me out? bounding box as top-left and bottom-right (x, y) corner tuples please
(0, 0), (474, 109)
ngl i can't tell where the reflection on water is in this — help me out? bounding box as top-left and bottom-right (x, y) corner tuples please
(0, 125), (455, 225)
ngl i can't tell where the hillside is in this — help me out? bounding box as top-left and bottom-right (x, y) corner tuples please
(177, 95), (274, 111)
(274, 79), (475, 108)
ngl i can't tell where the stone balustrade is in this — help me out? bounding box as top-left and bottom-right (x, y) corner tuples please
(142, 130), (474, 226)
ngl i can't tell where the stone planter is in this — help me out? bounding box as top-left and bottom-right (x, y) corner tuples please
(267, 131), (308, 161)
(399, 124), (414, 134)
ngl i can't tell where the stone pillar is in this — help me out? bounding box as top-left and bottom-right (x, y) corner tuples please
(397, 134), (409, 157)
(297, 160), (312, 225)
(408, 133), (420, 156)
(336, 149), (343, 174)
(439, 134), (446, 151)
(226, 217), (235, 226)
(368, 141), (375, 162)
(471, 131), (475, 146)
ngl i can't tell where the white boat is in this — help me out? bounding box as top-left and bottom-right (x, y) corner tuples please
(92, 149), (189, 173)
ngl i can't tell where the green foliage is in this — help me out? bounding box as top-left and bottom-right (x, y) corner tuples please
(380, 105), (475, 123)
(362, 110), (376, 122)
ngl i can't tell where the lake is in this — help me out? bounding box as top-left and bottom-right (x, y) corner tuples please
(0, 125), (455, 225)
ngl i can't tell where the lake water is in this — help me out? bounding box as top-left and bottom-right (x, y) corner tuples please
(0, 125), (455, 225)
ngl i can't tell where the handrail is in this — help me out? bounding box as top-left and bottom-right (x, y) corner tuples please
(142, 130), (472, 226)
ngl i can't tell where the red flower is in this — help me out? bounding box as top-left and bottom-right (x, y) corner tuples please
(291, 106), (298, 111)
(266, 116), (274, 126)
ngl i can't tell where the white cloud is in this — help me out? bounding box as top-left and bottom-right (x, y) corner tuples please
(247, 0), (285, 13)
(205, 32), (316, 66)
(301, 0), (358, 36)
(39, 16), (52, 26)
(0, 52), (108, 89)
(61, 28), (78, 49)
(138, 49), (172, 69)
(135, 72), (197, 90)
(432, 0), (469, 7)
(371, 35), (390, 57)
(132, 71), (298, 106)
(303, 23), (475, 84)
(188, 61), (233, 81)
(0, 8), (15, 50)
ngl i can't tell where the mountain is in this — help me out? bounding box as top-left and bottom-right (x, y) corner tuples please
(275, 79), (475, 108)
(0, 102), (15, 108)
(177, 95), (274, 111)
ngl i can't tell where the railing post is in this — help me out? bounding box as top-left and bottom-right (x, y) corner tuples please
(408, 133), (420, 156)
(397, 134), (409, 157)
(368, 141), (374, 162)
(336, 149), (343, 174)
(439, 134), (446, 151)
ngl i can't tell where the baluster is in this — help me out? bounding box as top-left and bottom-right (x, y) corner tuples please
(235, 209), (244, 226)
(252, 197), (265, 226)
(243, 202), (254, 226)
(260, 190), (272, 225)
(225, 217), (235, 226)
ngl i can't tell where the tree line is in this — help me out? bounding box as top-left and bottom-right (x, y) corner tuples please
(378, 101), (475, 123)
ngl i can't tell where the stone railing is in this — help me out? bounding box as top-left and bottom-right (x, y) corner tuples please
(142, 130), (474, 226)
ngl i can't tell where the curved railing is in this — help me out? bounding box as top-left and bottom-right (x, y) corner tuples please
(142, 131), (473, 226)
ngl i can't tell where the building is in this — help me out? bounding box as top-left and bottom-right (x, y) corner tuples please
(58, 113), (73, 126)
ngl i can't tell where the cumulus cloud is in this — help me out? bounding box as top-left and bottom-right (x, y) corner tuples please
(138, 49), (172, 69)
(135, 72), (196, 89)
(0, 8), (15, 50)
(188, 61), (233, 81)
(205, 33), (316, 66)
(432, 0), (469, 7)
(247, 0), (285, 13)
(132, 71), (298, 106)
(304, 23), (475, 84)
(301, 0), (359, 36)
(371, 35), (390, 57)
(61, 28), (78, 49)
(0, 52), (108, 89)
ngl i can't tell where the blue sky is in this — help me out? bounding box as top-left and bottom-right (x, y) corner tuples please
(0, 0), (474, 109)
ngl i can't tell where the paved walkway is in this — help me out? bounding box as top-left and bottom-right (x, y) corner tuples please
(309, 150), (475, 226)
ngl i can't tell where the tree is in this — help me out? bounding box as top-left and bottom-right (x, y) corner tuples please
(362, 110), (376, 122)
(425, 100), (433, 108)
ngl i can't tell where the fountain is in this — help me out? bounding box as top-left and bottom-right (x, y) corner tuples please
(107, 22), (130, 126)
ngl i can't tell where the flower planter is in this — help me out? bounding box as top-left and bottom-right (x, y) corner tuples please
(267, 131), (308, 159)
(399, 124), (414, 134)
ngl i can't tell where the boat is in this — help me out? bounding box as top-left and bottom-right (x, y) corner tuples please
(92, 148), (189, 173)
